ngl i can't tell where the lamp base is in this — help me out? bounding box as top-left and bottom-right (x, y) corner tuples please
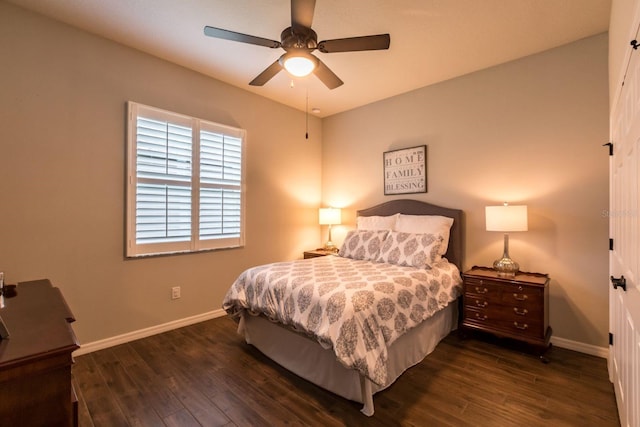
(493, 257), (519, 277)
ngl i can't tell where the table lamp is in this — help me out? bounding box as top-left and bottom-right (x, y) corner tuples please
(319, 207), (341, 252)
(485, 203), (528, 277)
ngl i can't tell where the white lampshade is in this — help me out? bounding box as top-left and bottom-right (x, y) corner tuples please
(281, 52), (318, 77)
(485, 204), (528, 232)
(319, 208), (341, 225)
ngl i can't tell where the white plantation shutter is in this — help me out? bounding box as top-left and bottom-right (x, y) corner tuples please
(199, 127), (242, 241)
(136, 184), (192, 244)
(135, 118), (192, 246)
(126, 102), (245, 257)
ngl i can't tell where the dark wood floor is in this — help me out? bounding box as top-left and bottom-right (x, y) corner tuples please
(73, 316), (619, 427)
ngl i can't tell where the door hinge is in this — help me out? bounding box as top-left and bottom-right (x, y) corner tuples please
(609, 332), (613, 346)
(603, 142), (613, 156)
(609, 238), (614, 251)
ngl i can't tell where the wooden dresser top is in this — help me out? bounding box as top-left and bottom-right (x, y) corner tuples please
(0, 279), (79, 370)
(463, 266), (549, 286)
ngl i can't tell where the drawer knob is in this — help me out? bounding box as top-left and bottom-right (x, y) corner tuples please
(513, 307), (528, 316)
(475, 312), (488, 321)
(475, 300), (488, 308)
(513, 293), (528, 301)
(475, 287), (489, 294)
(513, 321), (528, 330)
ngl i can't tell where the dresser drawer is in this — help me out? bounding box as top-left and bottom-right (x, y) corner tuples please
(464, 306), (545, 339)
(465, 279), (542, 307)
(464, 277), (501, 300)
(500, 282), (543, 305)
(464, 296), (544, 320)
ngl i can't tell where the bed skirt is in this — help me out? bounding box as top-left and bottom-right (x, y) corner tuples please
(237, 301), (458, 416)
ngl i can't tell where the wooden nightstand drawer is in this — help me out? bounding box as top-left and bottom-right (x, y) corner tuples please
(461, 266), (551, 358)
(464, 278), (502, 302)
(465, 277), (542, 303)
(464, 297), (543, 320)
(464, 306), (544, 339)
(501, 283), (543, 305)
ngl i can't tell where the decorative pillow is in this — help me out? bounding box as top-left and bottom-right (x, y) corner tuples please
(338, 230), (390, 261)
(377, 231), (444, 269)
(356, 214), (399, 231)
(395, 214), (453, 256)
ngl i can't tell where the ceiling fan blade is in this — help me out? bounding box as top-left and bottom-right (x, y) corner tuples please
(249, 60), (283, 86)
(291, 0), (316, 31)
(314, 59), (343, 90)
(204, 26), (281, 49)
(318, 34), (390, 53)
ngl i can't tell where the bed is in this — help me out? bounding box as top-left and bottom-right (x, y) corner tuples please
(222, 199), (464, 415)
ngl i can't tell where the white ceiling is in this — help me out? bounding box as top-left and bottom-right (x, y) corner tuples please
(7, 0), (611, 117)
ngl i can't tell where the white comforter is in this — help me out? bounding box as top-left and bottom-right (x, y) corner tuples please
(222, 255), (462, 386)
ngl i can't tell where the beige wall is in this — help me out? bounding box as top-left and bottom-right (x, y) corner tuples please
(0, 3), (322, 344)
(0, 2), (611, 350)
(322, 34), (610, 348)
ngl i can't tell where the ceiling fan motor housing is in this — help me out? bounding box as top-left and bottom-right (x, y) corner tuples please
(281, 27), (318, 51)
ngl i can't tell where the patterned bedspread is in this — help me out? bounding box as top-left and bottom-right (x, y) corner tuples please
(222, 255), (462, 386)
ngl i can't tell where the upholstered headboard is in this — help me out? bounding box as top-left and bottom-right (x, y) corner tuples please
(357, 199), (464, 270)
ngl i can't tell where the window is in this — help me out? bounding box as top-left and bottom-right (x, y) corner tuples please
(126, 102), (245, 257)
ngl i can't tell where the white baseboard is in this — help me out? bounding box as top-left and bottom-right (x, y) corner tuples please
(74, 309), (227, 356)
(551, 336), (609, 359)
(74, 310), (609, 360)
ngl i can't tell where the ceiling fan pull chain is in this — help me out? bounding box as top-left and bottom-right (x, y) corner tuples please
(305, 89), (309, 140)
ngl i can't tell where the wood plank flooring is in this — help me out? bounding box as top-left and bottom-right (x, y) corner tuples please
(73, 316), (619, 426)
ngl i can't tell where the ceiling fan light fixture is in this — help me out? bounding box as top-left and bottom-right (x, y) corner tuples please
(281, 52), (318, 77)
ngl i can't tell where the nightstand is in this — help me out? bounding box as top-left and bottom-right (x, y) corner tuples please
(303, 249), (337, 259)
(461, 266), (552, 361)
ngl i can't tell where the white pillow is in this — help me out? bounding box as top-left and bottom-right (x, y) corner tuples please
(395, 214), (454, 256)
(356, 214), (399, 231)
(377, 231), (444, 269)
(339, 230), (389, 261)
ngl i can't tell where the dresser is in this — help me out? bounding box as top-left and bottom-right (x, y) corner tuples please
(0, 279), (79, 426)
(461, 266), (551, 359)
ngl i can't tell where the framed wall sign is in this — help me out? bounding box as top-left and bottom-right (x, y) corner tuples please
(383, 145), (427, 195)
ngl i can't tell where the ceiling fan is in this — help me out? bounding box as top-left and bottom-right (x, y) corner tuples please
(203, 0), (390, 90)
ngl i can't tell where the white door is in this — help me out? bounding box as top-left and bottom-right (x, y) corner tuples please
(609, 14), (640, 426)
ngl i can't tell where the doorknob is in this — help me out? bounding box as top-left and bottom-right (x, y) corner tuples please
(611, 275), (627, 292)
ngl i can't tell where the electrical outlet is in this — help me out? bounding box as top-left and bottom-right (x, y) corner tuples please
(171, 286), (181, 300)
